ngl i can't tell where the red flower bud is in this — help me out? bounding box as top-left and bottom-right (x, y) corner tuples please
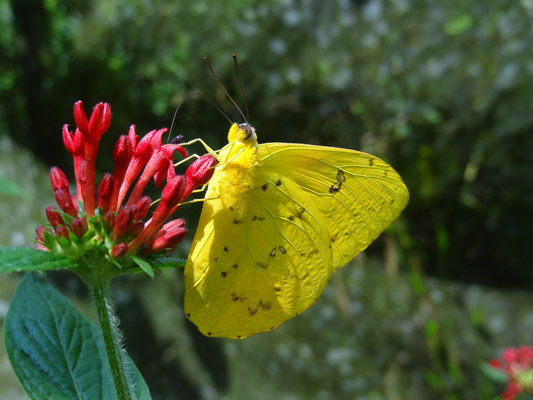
(50, 167), (70, 192)
(113, 135), (132, 169)
(55, 224), (70, 241)
(73, 100), (89, 135)
(88, 102), (112, 141)
(133, 196), (151, 220)
(35, 225), (46, 243)
(127, 125), (138, 154)
(54, 188), (78, 217)
(112, 206), (135, 240)
(186, 154), (217, 187)
(97, 173), (114, 212)
(104, 211), (116, 229)
(128, 221), (145, 236)
(111, 243), (128, 258)
(146, 219), (187, 253)
(161, 175), (186, 208)
(45, 206), (64, 228)
(71, 218), (88, 238)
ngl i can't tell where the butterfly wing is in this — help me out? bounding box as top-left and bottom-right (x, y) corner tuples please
(184, 161), (332, 338)
(257, 143), (409, 269)
(184, 142), (408, 339)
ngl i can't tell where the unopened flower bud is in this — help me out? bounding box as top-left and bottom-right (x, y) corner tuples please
(55, 224), (70, 241)
(133, 196), (151, 220)
(50, 167), (70, 192)
(111, 243), (128, 258)
(186, 154), (217, 187)
(35, 225), (46, 243)
(161, 175), (186, 207)
(97, 173), (114, 212)
(45, 206), (64, 228)
(113, 206), (135, 240)
(113, 135), (132, 169)
(146, 219), (187, 253)
(71, 218), (88, 238)
(104, 211), (116, 228)
(128, 221), (144, 236)
(54, 188), (78, 217)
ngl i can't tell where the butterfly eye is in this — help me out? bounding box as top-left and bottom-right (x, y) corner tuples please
(239, 123), (256, 142)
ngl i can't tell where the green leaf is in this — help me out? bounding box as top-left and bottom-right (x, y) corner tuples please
(480, 362), (509, 384)
(4, 273), (151, 400)
(0, 247), (75, 273)
(130, 255), (155, 278)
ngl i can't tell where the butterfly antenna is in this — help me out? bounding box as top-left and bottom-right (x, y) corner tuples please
(167, 89), (197, 142)
(204, 56), (247, 122)
(232, 54), (249, 122)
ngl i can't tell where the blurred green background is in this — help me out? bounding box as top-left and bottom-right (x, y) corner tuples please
(1, 0), (533, 399)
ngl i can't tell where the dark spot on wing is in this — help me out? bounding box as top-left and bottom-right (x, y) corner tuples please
(232, 264), (238, 269)
(237, 335), (242, 338)
(274, 286), (281, 292)
(214, 257), (219, 262)
(229, 206), (234, 211)
(261, 183), (268, 191)
(208, 332), (212, 336)
(252, 215), (265, 221)
(256, 261), (268, 270)
(329, 184), (341, 193)
(369, 158), (374, 166)
(186, 313), (190, 317)
(391, 198), (395, 204)
(288, 215), (295, 221)
(278, 246), (286, 254)
(223, 246), (228, 252)
(233, 218), (243, 224)
(275, 179), (282, 186)
(231, 292), (247, 302)
(270, 248), (276, 257)
(258, 300), (272, 311)
(337, 170), (346, 182)
(221, 271), (227, 278)
(270, 326), (274, 330)
(294, 208), (305, 219)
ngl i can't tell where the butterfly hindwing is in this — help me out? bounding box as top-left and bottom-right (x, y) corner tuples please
(184, 159), (333, 338)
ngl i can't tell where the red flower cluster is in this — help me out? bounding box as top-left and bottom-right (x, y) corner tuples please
(490, 346), (533, 399)
(36, 101), (216, 259)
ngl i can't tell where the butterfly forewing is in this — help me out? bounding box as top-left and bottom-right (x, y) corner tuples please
(257, 143), (409, 269)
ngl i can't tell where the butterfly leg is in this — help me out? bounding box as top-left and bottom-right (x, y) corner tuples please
(173, 153), (201, 168)
(179, 138), (220, 160)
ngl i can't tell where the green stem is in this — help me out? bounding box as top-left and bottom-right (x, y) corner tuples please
(91, 281), (132, 400)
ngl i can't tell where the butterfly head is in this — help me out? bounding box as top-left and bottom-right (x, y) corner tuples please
(228, 122), (257, 147)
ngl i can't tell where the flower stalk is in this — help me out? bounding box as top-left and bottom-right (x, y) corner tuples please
(91, 280), (131, 400)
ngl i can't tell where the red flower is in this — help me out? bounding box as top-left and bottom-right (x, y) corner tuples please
(36, 101), (217, 264)
(490, 346), (533, 399)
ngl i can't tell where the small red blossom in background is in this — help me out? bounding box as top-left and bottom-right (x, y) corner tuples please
(36, 101), (216, 263)
(490, 346), (533, 399)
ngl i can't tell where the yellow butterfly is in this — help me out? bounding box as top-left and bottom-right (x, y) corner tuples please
(183, 122), (409, 339)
